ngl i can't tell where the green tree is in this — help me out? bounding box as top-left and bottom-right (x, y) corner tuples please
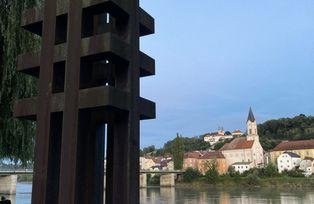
(263, 163), (279, 177)
(205, 160), (219, 184)
(0, 0), (41, 165)
(183, 167), (201, 182)
(172, 133), (184, 170)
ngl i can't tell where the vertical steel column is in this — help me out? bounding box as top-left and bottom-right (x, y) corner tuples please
(105, 0), (141, 204)
(32, 0), (57, 203)
(58, 0), (82, 203)
(16, 1), (155, 204)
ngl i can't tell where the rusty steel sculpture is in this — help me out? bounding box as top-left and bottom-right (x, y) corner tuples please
(14, 0), (155, 203)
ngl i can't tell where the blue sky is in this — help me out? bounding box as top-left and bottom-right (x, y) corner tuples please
(139, 0), (314, 148)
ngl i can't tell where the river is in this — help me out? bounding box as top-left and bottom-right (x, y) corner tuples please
(5, 183), (314, 203)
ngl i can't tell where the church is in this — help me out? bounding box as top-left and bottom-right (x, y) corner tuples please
(220, 108), (264, 168)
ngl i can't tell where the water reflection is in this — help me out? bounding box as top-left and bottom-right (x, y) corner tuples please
(140, 187), (314, 204)
(11, 183), (314, 204)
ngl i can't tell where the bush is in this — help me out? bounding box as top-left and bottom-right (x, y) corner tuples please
(183, 167), (201, 182)
(228, 166), (240, 177)
(205, 161), (219, 184)
(246, 174), (260, 186)
(281, 169), (305, 178)
(263, 163), (279, 177)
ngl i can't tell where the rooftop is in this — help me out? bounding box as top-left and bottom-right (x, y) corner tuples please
(219, 137), (254, 151)
(271, 139), (314, 151)
(232, 162), (252, 165)
(199, 151), (225, 159)
(247, 107), (255, 122)
(283, 152), (300, 158)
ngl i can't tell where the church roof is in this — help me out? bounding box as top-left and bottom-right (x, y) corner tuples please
(219, 137), (254, 151)
(271, 140), (314, 151)
(247, 107), (255, 122)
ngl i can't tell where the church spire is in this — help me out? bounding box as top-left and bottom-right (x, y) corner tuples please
(247, 107), (255, 122)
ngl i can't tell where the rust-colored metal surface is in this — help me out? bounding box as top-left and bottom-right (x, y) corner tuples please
(14, 0), (155, 203)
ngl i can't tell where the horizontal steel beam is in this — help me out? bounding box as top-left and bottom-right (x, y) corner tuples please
(13, 86), (155, 120)
(17, 34), (154, 78)
(21, 1), (154, 37)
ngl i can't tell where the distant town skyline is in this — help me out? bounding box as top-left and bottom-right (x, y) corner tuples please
(139, 0), (314, 148)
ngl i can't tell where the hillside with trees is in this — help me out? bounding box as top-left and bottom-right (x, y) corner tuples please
(140, 134), (211, 157)
(258, 114), (314, 150)
(140, 114), (314, 155)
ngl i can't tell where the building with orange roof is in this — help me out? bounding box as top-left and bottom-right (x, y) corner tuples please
(198, 151), (228, 175)
(183, 151), (202, 170)
(270, 139), (314, 163)
(220, 108), (264, 167)
(183, 151), (228, 175)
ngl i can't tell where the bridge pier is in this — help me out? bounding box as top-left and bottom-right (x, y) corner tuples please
(0, 175), (17, 195)
(160, 174), (175, 187)
(139, 174), (147, 188)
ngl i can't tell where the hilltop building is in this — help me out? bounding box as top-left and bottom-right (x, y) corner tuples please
(203, 127), (233, 146)
(232, 130), (243, 137)
(220, 108), (264, 167)
(270, 139), (314, 163)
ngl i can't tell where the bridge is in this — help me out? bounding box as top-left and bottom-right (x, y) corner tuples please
(0, 169), (184, 175)
(0, 169), (185, 194)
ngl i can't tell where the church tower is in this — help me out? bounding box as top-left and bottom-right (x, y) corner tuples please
(246, 107), (259, 141)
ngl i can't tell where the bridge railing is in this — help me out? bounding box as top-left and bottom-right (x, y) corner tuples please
(0, 169), (185, 175)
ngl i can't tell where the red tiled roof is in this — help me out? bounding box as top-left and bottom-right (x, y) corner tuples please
(184, 151), (202, 159)
(219, 137), (254, 151)
(200, 151), (225, 159)
(271, 140), (314, 151)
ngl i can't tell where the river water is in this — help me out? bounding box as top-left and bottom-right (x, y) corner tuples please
(5, 183), (314, 203)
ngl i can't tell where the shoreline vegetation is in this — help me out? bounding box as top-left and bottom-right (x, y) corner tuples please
(177, 165), (314, 189)
(147, 164), (314, 189)
(176, 177), (314, 189)
(18, 174), (314, 189)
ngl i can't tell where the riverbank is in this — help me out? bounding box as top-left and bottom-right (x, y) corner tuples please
(176, 176), (314, 189)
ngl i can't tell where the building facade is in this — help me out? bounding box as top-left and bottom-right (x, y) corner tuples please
(277, 152), (301, 173)
(220, 108), (264, 167)
(198, 151), (228, 175)
(270, 140), (314, 163)
(231, 162), (253, 174)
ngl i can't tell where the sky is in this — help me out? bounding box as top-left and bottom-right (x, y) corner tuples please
(138, 0), (314, 148)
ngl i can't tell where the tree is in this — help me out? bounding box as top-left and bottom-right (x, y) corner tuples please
(205, 160), (219, 184)
(172, 133), (184, 170)
(0, 0), (41, 165)
(263, 163), (279, 177)
(183, 167), (201, 182)
(140, 145), (156, 156)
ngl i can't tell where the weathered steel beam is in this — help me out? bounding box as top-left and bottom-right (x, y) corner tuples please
(57, 0), (83, 202)
(13, 86), (155, 120)
(139, 7), (154, 36)
(16, 0), (155, 203)
(21, 2), (153, 37)
(17, 49), (155, 77)
(31, 0), (57, 203)
(18, 33), (130, 72)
